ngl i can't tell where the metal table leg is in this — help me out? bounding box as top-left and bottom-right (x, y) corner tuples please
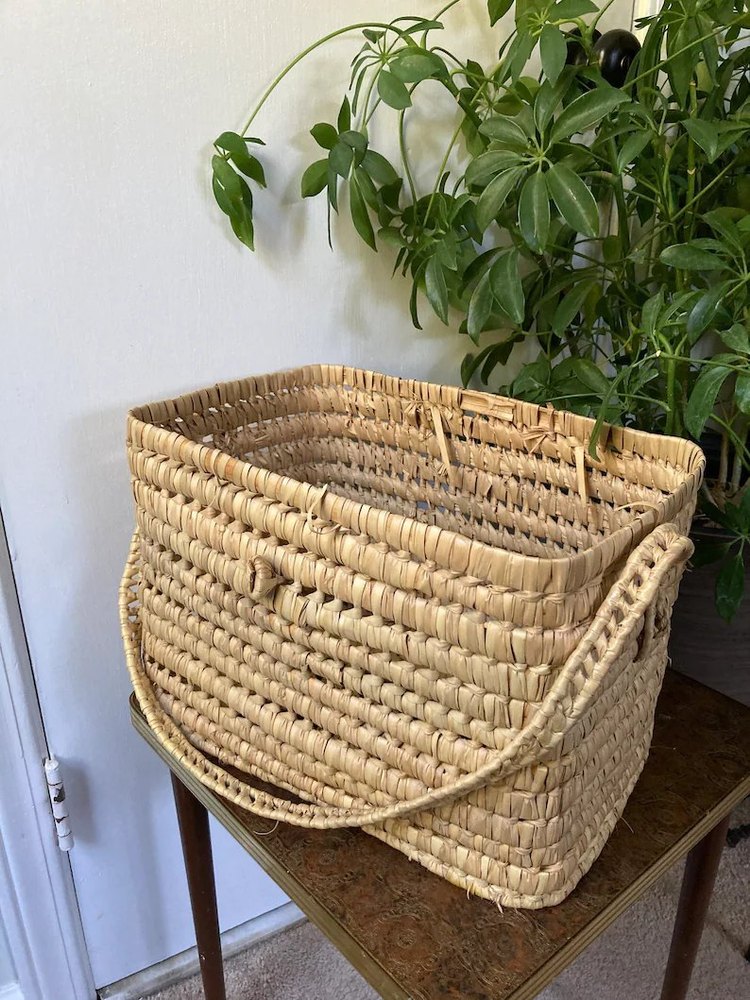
(171, 772), (227, 1000)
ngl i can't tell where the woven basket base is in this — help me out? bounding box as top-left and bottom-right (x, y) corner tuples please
(130, 639), (665, 908)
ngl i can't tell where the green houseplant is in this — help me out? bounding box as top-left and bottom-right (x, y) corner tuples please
(211, 0), (750, 623)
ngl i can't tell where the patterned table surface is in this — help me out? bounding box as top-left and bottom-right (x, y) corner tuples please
(131, 670), (750, 1000)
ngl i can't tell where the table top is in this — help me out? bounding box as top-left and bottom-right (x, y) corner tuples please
(131, 671), (750, 1000)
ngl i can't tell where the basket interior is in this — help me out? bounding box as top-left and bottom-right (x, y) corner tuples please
(143, 371), (698, 561)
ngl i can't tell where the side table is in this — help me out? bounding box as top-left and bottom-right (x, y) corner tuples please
(131, 670), (750, 1000)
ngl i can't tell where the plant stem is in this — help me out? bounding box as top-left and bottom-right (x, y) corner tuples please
(665, 356), (678, 436)
(431, 0), (465, 24)
(710, 415), (750, 471)
(632, 159), (736, 256)
(685, 79), (697, 243)
(239, 21), (413, 136)
(731, 425), (747, 492)
(590, 0), (620, 30)
(628, 17), (744, 90)
(719, 431), (730, 489)
(399, 110), (418, 204)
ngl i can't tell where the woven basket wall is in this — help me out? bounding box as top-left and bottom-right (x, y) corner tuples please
(120, 365), (704, 908)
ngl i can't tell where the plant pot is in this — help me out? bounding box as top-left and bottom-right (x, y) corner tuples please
(669, 523), (750, 706)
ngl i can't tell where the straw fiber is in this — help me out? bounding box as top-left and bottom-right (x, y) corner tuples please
(120, 365), (704, 908)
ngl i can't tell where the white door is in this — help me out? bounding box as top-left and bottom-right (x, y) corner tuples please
(0, 515), (93, 1000)
(0, 0), (639, 988)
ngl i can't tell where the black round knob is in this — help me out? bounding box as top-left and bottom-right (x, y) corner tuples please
(592, 29), (641, 88)
(564, 27), (602, 68)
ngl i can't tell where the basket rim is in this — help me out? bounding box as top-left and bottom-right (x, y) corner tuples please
(127, 364), (705, 588)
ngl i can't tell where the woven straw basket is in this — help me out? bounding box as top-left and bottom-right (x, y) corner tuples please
(120, 364), (704, 908)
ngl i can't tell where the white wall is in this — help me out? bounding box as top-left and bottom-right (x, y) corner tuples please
(0, 0), (634, 989)
(0, 916), (16, 995)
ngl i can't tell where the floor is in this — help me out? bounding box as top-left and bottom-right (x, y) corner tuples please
(148, 802), (750, 1000)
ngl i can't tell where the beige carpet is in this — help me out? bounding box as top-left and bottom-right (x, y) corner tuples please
(149, 803), (750, 1000)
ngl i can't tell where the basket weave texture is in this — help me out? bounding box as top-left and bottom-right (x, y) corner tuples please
(121, 365), (704, 908)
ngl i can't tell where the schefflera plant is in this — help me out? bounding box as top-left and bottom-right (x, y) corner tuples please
(210, 0), (750, 618)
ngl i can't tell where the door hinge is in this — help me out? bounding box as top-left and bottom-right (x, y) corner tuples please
(44, 756), (74, 851)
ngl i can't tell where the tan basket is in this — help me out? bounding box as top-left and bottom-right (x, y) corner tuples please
(120, 364), (704, 908)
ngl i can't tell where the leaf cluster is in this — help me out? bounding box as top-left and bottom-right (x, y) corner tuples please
(211, 0), (750, 618)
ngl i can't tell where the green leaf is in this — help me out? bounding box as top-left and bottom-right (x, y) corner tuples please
(378, 226), (405, 248)
(489, 250), (525, 324)
(555, 356), (610, 395)
(212, 155), (244, 206)
(377, 70), (412, 110)
(379, 178), (403, 212)
(552, 278), (597, 335)
(212, 173), (235, 218)
(425, 256), (449, 324)
(659, 244), (726, 271)
(741, 489), (750, 528)
(686, 283), (728, 340)
(481, 338), (517, 381)
(361, 150), (399, 186)
(300, 159), (329, 198)
(540, 25), (567, 85)
(545, 163), (598, 237)
(349, 174), (376, 250)
(435, 234), (458, 270)
(551, 0), (598, 17)
(534, 73), (573, 134)
(685, 121), (750, 162)
(214, 134), (267, 187)
(488, 0), (514, 24)
(684, 363), (735, 438)
(667, 21), (698, 106)
(212, 156), (244, 216)
(505, 32), (536, 84)
(337, 96), (351, 133)
(213, 159), (255, 250)
(683, 119), (722, 162)
(550, 87), (630, 144)
(338, 129), (369, 165)
(310, 123), (338, 150)
(327, 166), (339, 213)
(642, 290), (664, 338)
(467, 270), (494, 342)
(390, 50), (445, 83)
(512, 356), (552, 400)
(402, 18), (444, 35)
(736, 372), (750, 415)
(715, 550), (745, 622)
(690, 539), (729, 569)
(518, 171), (550, 252)
(720, 323), (750, 354)
(475, 167), (525, 233)
(354, 166), (379, 210)
(228, 202), (255, 251)
(329, 141), (354, 178)
(466, 150), (525, 187)
(703, 210), (744, 256)
(616, 132), (651, 174)
(478, 115), (529, 148)
(702, 498), (734, 532)
(462, 342), (514, 386)
(462, 349), (486, 386)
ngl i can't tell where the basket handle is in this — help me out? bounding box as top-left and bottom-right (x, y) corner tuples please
(122, 524), (692, 830)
